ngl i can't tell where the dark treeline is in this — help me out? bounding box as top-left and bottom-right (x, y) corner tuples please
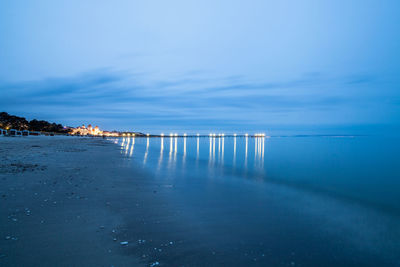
(0, 112), (67, 133)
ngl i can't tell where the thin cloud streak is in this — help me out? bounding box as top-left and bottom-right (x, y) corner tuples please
(0, 69), (397, 131)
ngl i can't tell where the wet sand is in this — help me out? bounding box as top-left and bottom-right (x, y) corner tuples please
(0, 137), (146, 266)
(1, 136), (400, 267)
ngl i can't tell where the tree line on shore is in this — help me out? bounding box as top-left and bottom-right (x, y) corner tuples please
(0, 112), (67, 133)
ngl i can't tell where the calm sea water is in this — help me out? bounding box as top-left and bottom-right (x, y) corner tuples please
(112, 135), (400, 266)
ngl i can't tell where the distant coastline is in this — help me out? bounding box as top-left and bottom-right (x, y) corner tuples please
(0, 112), (67, 134)
(0, 112), (144, 137)
(0, 112), (268, 138)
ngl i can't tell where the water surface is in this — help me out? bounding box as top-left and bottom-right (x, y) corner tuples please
(113, 135), (400, 266)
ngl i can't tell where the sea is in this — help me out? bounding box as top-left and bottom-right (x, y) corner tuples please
(111, 135), (400, 266)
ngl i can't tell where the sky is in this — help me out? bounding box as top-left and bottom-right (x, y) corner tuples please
(0, 0), (399, 134)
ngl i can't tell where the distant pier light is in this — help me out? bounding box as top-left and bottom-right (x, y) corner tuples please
(197, 133), (200, 136)
(170, 133), (173, 137)
(184, 133), (187, 137)
(234, 133), (237, 137)
(122, 133), (126, 136)
(132, 133), (135, 137)
(221, 133), (225, 137)
(245, 133), (249, 137)
(160, 133), (164, 137)
(146, 133), (150, 137)
(174, 133), (178, 137)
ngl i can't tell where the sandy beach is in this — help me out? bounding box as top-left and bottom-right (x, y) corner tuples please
(0, 137), (150, 266)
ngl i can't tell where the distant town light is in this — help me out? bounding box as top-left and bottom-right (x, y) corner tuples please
(146, 133), (150, 137)
(161, 133), (164, 137)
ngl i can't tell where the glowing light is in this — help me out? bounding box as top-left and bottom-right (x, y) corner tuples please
(158, 137), (164, 170)
(197, 133), (200, 136)
(183, 133), (187, 137)
(146, 133), (150, 137)
(129, 138), (135, 157)
(233, 135), (237, 162)
(183, 136), (186, 155)
(245, 135), (248, 168)
(174, 136), (178, 151)
(221, 135), (224, 162)
(197, 136), (199, 159)
(143, 137), (149, 164)
(245, 133), (248, 137)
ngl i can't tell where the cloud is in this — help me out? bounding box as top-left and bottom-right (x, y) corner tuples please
(0, 69), (393, 130)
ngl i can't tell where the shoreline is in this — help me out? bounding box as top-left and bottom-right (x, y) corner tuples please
(1, 137), (400, 266)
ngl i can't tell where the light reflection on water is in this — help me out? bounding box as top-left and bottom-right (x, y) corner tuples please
(112, 135), (400, 213)
(117, 136), (266, 175)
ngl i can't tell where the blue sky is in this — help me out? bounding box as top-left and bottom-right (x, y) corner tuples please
(1, 0), (399, 134)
